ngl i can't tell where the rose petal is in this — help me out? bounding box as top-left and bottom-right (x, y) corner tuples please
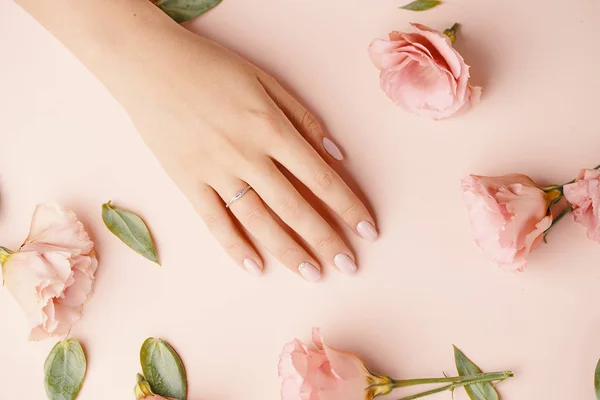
(25, 203), (94, 254)
(462, 174), (551, 270)
(410, 23), (463, 78)
(564, 169), (600, 241)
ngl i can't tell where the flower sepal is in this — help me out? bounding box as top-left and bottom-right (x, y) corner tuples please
(134, 374), (155, 399)
(367, 373), (394, 398)
(0, 246), (14, 284)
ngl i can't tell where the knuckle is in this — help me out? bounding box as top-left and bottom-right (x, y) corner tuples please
(341, 202), (360, 219)
(202, 212), (222, 229)
(247, 109), (283, 136)
(277, 246), (297, 262)
(301, 111), (322, 136)
(316, 232), (338, 250)
(241, 206), (265, 227)
(224, 240), (244, 254)
(314, 167), (335, 189)
(278, 195), (301, 217)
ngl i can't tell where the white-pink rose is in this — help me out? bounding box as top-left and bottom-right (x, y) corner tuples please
(563, 169), (600, 242)
(369, 23), (481, 120)
(462, 174), (553, 271)
(2, 203), (98, 341)
(279, 328), (388, 400)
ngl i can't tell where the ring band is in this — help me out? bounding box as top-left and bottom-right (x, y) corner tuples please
(225, 185), (252, 208)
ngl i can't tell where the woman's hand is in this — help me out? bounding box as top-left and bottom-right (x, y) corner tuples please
(15, 0), (377, 281)
(132, 32), (378, 281)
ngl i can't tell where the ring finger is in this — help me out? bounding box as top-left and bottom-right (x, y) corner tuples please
(214, 178), (323, 282)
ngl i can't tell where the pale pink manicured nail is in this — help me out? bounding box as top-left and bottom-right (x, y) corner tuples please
(322, 137), (344, 161)
(243, 258), (263, 277)
(298, 262), (321, 282)
(357, 221), (378, 241)
(334, 254), (357, 275)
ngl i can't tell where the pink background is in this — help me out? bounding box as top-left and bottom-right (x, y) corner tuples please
(1, 0), (600, 399)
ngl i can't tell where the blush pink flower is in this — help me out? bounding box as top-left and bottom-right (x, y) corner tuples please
(462, 174), (553, 271)
(279, 328), (388, 400)
(368, 23), (481, 120)
(1, 203), (98, 341)
(563, 169), (600, 242)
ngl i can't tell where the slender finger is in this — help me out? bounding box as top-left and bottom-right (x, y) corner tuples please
(246, 162), (358, 276)
(257, 72), (344, 162)
(190, 184), (264, 277)
(215, 178), (323, 282)
(268, 122), (378, 241)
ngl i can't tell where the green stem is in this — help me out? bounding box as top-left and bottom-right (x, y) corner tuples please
(391, 371), (511, 388)
(544, 205), (572, 241)
(544, 163), (600, 191)
(393, 372), (514, 400)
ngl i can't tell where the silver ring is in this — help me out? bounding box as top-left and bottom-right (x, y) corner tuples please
(225, 185), (252, 208)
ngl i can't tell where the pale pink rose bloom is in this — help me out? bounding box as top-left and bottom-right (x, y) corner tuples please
(462, 174), (553, 271)
(2, 203), (98, 341)
(368, 23), (481, 120)
(279, 328), (373, 400)
(563, 169), (600, 242)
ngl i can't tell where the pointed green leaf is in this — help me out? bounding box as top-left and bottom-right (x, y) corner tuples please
(44, 339), (87, 400)
(595, 358), (600, 400)
(454, 346), (499, 400)
(152, 0), (222, 23)
(102, 201), (160, 265)
(140, 338), (187, 400)
(399, 0), (442, 11)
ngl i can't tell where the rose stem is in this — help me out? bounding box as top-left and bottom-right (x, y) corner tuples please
(392, 372), (513, 400)
(390, 371), (512, 388)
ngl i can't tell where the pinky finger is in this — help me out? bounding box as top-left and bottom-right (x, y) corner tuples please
(256, 72), (344, 162)
(194, 185), (264, 277)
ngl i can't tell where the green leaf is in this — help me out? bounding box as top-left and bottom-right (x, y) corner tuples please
(44, 339), (87, 400)
(595, 358), (600, 400)
(102, 201), (160, 265)
(152, 0), (222, 23)
(140, 338), (187, 400)
(399, 0), (442, 11)
(454, 346), (499, 400)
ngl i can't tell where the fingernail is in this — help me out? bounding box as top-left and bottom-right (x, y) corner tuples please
(243, 258), (263, 277)
(298, 262), (321, 282)
(334, 254), (357, 275)
(357, 221), (378, 241)
(322, 137), (344, 161)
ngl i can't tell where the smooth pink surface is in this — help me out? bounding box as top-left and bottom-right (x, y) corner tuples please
(1, 0), (600, 399)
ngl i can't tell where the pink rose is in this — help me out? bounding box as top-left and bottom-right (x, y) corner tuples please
(462, 174), (553, 271)
(279, 328), (387, 400)
(563, 169), (600, 242)
(368, 23), (481, 120)
(2, 203), (98, 341)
